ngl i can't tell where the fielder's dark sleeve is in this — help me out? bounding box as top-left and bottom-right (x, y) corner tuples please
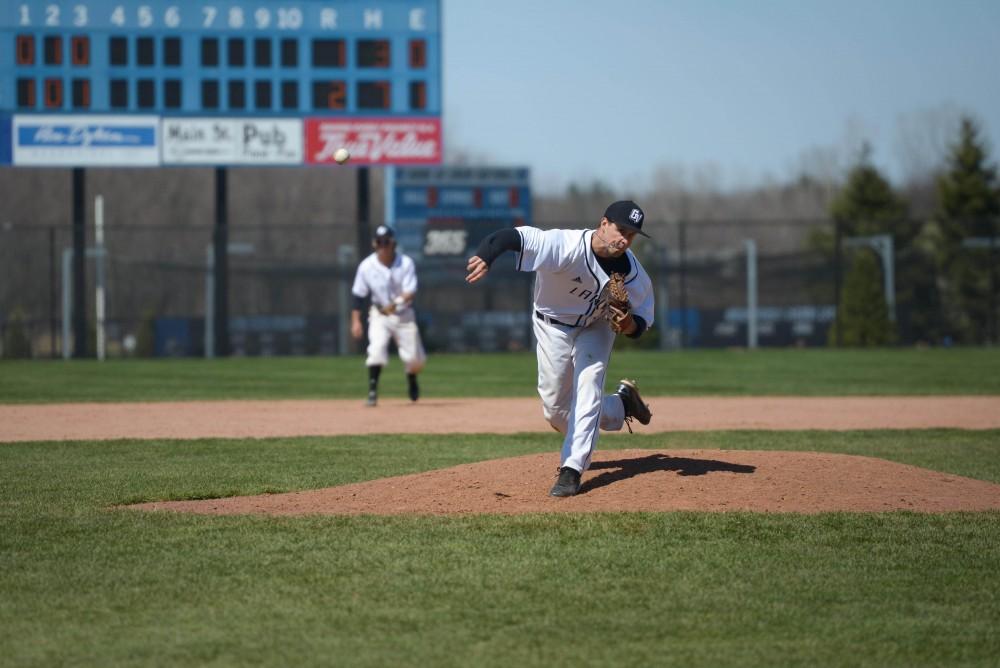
(352, 295), (367, 311)
(474, 228), (522, 267)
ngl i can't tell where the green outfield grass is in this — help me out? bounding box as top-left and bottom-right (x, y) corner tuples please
(2, 347), (999, 403)
(2, 430), (999, 667)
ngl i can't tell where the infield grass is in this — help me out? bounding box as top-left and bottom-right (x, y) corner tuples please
(2, 347), (999, 403)
(2, 430), (999, 667)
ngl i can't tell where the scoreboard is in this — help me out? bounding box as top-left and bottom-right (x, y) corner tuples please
(393, 166), (532, 263)
(0, 0), (441, 165)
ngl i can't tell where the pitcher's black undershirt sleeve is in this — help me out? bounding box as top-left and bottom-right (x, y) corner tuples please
(474, 228), (522, 267)
(627, 315), (647, 339)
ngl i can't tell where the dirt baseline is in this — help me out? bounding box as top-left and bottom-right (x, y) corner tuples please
(4, 396), (1000, 442)
(129, 449), (1000, 516)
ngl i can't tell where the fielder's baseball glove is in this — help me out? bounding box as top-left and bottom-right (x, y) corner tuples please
(378, 296), (407, 315)
(606, 272), (634, 334)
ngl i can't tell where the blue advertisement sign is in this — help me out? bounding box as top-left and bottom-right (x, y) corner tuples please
(13, 115), (159, 165)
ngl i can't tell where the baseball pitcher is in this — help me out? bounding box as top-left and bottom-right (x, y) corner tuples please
(466, 200), (654, 497)
(351, 225), (426, 406)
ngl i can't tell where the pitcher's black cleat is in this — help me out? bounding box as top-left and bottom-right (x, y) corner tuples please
(616, 379), (651, 430)
(549, 467), (582, 497)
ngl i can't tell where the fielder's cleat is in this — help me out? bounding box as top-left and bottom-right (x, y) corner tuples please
(549, 467), (582, 497)
(617, 379), (651, 429)
(407, 374), (419, 402)
(366, 390), (378, 407)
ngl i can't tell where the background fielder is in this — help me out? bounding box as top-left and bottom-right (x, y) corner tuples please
(466, 200), (654, 497)
(351, 225), (426, 406)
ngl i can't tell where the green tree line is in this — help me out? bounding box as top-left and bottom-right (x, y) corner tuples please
(821, 117), (999, 346)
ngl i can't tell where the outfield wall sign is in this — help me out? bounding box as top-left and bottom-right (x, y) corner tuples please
(12, 114), (159, 165)
(162, 118), (303, 164)
(305, 117), (440, 165)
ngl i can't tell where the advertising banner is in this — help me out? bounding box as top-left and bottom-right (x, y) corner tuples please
(12, 115), (159, 166)
(305, 117), (441, 165)
(161, 118), (303, 165)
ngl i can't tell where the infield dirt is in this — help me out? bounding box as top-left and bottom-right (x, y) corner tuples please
(3, 396), (1000, 442)
(130, 448), (1000, 516)
(5, 397), (1000, 515)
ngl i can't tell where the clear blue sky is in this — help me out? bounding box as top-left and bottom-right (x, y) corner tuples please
(442, 0), (1000, 194)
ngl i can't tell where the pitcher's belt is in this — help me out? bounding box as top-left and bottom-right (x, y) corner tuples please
(535, 310), (577, 328)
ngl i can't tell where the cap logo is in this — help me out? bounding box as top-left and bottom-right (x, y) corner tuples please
(629, 208), (643, 224)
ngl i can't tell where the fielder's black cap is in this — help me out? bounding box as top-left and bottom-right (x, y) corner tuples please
(374, 225), (395, 240)
(604, 200), (649, 238)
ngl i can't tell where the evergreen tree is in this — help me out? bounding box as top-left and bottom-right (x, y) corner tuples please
(935, 117), (1000, 344)
(830, 144), (909, 240)
(834, 250), (895, 346)
(825, 144), (917, 343)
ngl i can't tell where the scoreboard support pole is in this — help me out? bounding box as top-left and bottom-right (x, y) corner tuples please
(213, 167), (230, 358)
(72, 168), (88, 359)
(357, 167), (371, 256)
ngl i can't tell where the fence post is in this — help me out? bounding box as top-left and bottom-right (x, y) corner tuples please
(94, 195), (106, 361)
(987, 218), (1000, 345)
(678, 220), (688, 348)
(213, 167), (229, 357)
(72, 168), (87, 358)
(49, 226), (57, 358)
(746, 239), (758, 349)
(62, 248), (73, 360)
(337, 245), (356, 356)
(832, 218), (842, 347)
(657, 244), (670, 351)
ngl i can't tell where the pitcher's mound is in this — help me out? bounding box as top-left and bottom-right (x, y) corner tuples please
(129, 449), (1000, 516)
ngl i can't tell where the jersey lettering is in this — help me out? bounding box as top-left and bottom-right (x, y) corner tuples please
(516, 226), (654, 328)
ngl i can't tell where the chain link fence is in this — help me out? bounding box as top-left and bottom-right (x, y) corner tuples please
(1, 217), (995, 357)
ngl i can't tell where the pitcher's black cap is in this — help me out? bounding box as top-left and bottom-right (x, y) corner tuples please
(374, 225), (395, 240)
(604, 200), (649, 237)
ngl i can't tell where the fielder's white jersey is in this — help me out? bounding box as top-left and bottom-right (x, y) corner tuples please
(515, 227), (654, 329)
(351, 252), (418, 314)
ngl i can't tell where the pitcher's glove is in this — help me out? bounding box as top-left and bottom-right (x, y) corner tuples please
(606, 272), (635, 335)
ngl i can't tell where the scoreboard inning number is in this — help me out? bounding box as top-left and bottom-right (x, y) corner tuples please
(18, 6), (325, 31)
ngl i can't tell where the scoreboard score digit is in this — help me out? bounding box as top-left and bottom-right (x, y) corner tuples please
(0, 0), (441, 117)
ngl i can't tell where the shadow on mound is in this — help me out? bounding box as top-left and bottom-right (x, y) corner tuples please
(583, 454), (756, 494)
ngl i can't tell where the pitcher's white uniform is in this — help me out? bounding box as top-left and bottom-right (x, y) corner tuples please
(351, 252), (426, 373)
(516, 226), (654, 472)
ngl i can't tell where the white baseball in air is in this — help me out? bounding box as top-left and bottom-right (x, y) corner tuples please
(334, 147), (351, 164)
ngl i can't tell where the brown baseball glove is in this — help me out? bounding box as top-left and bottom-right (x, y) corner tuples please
(378, 297), (407, 315)
(606, 272), (634, 334)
